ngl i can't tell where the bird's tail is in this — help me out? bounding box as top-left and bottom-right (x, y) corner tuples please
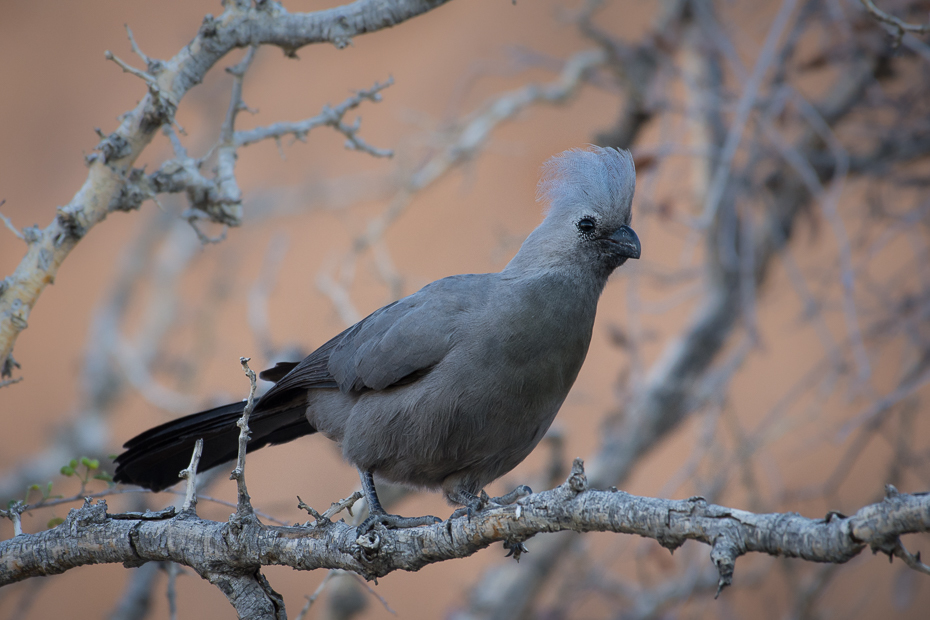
(113, 400), (315, 492)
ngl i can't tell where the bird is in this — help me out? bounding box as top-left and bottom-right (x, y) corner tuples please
(114, 145), (641, 530)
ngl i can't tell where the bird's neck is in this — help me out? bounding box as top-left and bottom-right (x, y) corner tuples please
(502, 224), (612, 294)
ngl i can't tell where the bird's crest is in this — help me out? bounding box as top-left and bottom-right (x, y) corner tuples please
(537, 146), (635, 221)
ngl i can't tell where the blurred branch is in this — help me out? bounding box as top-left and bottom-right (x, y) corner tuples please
(860, 0), (930, 46)
(0, 211), (199, 500)
(318, 45), (608, 312)
(454, 0), (904, 616)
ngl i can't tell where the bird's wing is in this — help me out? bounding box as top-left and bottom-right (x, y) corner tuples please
(258, 274), (486, 404)
(256, 327), (351, 408)
(329, 274), (485, 392)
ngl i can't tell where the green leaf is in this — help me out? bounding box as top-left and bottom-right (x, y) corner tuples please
(93, 472), (113, 482)
(69, 459), (78, 469)
(108, 454), (119, 461)
(47, 517), (65, 528)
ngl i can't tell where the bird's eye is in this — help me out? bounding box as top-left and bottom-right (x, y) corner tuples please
(576, 218), (596, 234)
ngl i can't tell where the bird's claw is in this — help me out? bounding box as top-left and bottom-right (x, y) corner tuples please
(449, 485), (533, 520)
(489, 484), (532, 506)
(503, 539), (529, 561)
(356, 512), (441, 535)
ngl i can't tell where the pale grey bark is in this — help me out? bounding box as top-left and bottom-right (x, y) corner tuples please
(2, 459), (929, 618)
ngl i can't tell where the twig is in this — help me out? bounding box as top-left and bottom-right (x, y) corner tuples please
(234, 77), (395, 159)
(349, 572), (397, 615)
(0, 377), (23, 389)
(230, 357), (258, 517)
(185, 216), (228, 245)
(111, 337), (196, 414)
(179, 439), (204, 513)
(316, 268), (363, 326)
(318, 47), (607, 321)
(700, 0), (798, 227)
(890, 539), (930, 575)
(0, 483), (288, 527)
(297, 491), (363, 525)
(162, 124), (188, 158)
(295, 570), (337, 620)
(248, 233), (289, 360)
(0, 201), (24, 240)
(166, 562), (179, 620)
(107, 561), (160, 620)
(104, 50), (159, 90)
(860, 0), (930, 47)
(125, 24), (152, 68)
(221, 46), (258, 143)
(788, 89), (870, 386)
(0, 501), (25, 536)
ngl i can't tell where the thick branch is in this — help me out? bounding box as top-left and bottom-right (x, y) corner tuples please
(2, 461), (928, 596)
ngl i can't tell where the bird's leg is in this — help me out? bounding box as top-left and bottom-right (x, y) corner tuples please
(360, 469), (388, 515)
(356, 469), (441, 534)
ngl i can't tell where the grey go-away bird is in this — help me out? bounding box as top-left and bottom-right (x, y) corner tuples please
(114, 145), (640, 530)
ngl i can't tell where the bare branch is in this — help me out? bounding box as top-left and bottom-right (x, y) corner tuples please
(235, 78), (395, 158)
(230, 357), (258, 518)
(700, 0), (798, 227)
(3, 460), (929, 601)
(179, 439), (204, 513)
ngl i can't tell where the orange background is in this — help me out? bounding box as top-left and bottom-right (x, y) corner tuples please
(1, 1), (928, 619)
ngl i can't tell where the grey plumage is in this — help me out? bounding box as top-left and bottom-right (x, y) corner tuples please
(114, 146), (640, 525)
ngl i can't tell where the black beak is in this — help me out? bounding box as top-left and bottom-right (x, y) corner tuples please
(608, 225), (641, 259)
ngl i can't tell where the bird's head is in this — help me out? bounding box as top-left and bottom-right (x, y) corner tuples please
(514, 145), (639, 279)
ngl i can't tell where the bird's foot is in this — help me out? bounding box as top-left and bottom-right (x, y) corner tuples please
(357, 512), (441, 535)
(503, 539), (529, 561)
(489, 484), (532, 507)
(449, 490), (487, 520)
(449, 485), (533, 520)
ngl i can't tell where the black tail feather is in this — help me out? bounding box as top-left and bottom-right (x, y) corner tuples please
(114, 401), (315, 492)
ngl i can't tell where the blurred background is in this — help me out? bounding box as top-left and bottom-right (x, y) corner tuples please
(1, 0), (930, 618)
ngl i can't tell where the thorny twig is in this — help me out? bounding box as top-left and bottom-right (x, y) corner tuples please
(231, 357), (258, 518)
(179, 439), (204, 513)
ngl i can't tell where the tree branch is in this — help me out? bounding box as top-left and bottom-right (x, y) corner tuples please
(0, 0), (454, 382)
(2, 460), (928, 604)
